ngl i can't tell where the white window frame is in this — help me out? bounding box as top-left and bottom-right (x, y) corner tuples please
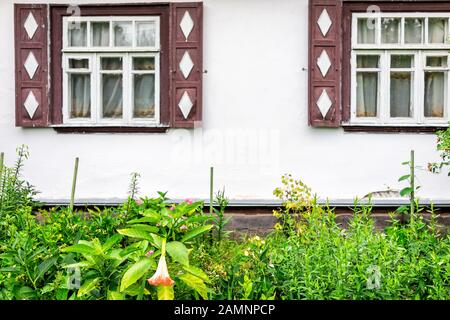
(350, 12), (450, 126)
(61, 16), (161, 127)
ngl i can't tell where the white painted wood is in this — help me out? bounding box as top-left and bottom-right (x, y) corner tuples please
(178, 91), (194, 119)
(316, 89), (332, 118)
(179, 51), (194, 79)
(317, 50), (331, 78)
(24, 51), (39, 79)
(23, 91), (39, 119)
(317, 9), (332, 37)
(180, 10), (194, 41)
(24, 12), (38, 39)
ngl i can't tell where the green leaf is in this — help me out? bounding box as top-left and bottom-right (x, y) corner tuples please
(157, 285), (174, 300)
(141, 210), (160, 219)
(117, 228), (153, 241)
(77, 277), (100, 297)
(166, 241), (189, 266)
(398, 174), (410, 182)
(126, 224), (159, 233)
(402, 161), (410, 165)
(400, 187), (413, 197)
(107, 291), (124, 300)
(178, 273), (208, 300)
(62, 261), (92, 269)
(62, 244), (96, 255)
(150, 233), (164, 248)
(35, 256), (58, 282)
(127, 217), (159, 224)
(102, 234), (122, 252)
(183, 265), (210, 283)
(181, 225), (214, 242)
(120, 257), (155, 292)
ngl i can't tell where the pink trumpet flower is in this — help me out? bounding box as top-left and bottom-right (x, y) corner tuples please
(185, 198), (193, 204)
(147, 255), (174, 287)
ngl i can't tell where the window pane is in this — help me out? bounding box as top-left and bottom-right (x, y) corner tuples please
(69, 74), (90, 118)
(391, 55), (413, 68)
(381, 18), (400, 43)
(426, 56), (448, 67)
(424, 72), (445, 117)
(101, 57), (123, 70)
(405, 18), (424, 44)
(357, 18), (376, 44)
(102, 74), (123, 118)
(390, 72), (412, 117)
(114, 22), (132, 47)
(69, 58), (89, 69)
(357, 55), (379, 68)
(92, 22), (110, 47)
(68, 22), (87, 47)
(356, 72), (378, 117)
(133, 57), (155, 70)
(428, 18), (448, 44)
(134, 74), (155, 118)
(136, 22), (156, 47)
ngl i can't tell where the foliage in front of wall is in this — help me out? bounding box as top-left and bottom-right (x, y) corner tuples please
(0, 148), (449, 300)
(429, 124), (450, 176)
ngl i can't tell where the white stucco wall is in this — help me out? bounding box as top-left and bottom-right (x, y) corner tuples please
(0, 0), (449, 203)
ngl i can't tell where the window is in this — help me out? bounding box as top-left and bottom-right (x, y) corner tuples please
(62, 17), (160, 126)
(350, 13), (450, 126)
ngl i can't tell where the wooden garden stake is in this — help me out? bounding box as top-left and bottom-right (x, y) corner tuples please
(410, 150), (415, 217)
(0, 152), (4, 179)
(69, 157), (79, 213)
(210, 167), (214, 215)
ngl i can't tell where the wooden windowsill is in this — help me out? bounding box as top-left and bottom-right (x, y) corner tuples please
(53, 126), (170, 134)
(342, 125), (447, 133)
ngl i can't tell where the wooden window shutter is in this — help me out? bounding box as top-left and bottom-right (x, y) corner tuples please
(170, 2), (203, 128)
(308, 0), (341, 127)
(14, 4), (49, 127)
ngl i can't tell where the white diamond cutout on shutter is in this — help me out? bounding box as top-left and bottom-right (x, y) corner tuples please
(178, 91), (194, 119)
(316, 89), (332, 118)
(317, 50), (331, 78)
(317, 9), (332, 37)
(23, 91), (39, 119)
(180, 10), (194, 41)
(179, 51), (194, 79)
(24, 52), (39, 79)
(24, 12), (39, 40)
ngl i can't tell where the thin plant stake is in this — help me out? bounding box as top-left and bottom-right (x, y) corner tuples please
(69, 157), (79, 214)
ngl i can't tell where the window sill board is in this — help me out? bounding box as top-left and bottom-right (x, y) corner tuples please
(342, 125), (448, 133)
(53, 126), (170, 134)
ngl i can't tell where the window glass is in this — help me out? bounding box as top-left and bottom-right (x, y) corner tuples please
(134, 74), (155, 118)
(356, 72), (378, 117)
(426, 56), (448, 67)
(404, 18), (424, 44)
(92, 22), (110, 47)
(391, 55), (413, 68)
(424, 72), (445, 117)
(69, 74), (91, 118)
(357, 55), (379, 68)
(114, 22), (133, 47)
(102, 74), (123, 118)
(382, 18), (400, 44)
(101, 57), (123, 70)
(136, 22), (156, 47)
(69, 58), (89, 69)
(390, 72), (412, 117)
(429, 18), (448, 44)
(357, 18), (376, 44)
(68, 22), (87, 47)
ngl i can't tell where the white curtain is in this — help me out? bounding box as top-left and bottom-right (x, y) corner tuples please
(425, 72), (445, 117)
(405, 18), (423, 43)
(390, 72), (411, 117)
(70, 74), (90, 118)
(382, 18), (399, 43)
(69, 22), (87, 47)
(136, 22), (155, 47)
(92, 22), (109, 47)
(356, 72), (378, 117)
(429, 18), (446, 43)
(357, 19), (375, 44)
(102, 74), (123, 118)
(134, 74), (155, 118)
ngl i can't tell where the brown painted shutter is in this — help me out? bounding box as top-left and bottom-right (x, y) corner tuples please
(308, 0), (341, 127)
(170, 2), (203, 128)
(14, 4), (49, 127)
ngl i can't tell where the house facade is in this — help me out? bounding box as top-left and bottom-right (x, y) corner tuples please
(0, 0), (449, 209)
